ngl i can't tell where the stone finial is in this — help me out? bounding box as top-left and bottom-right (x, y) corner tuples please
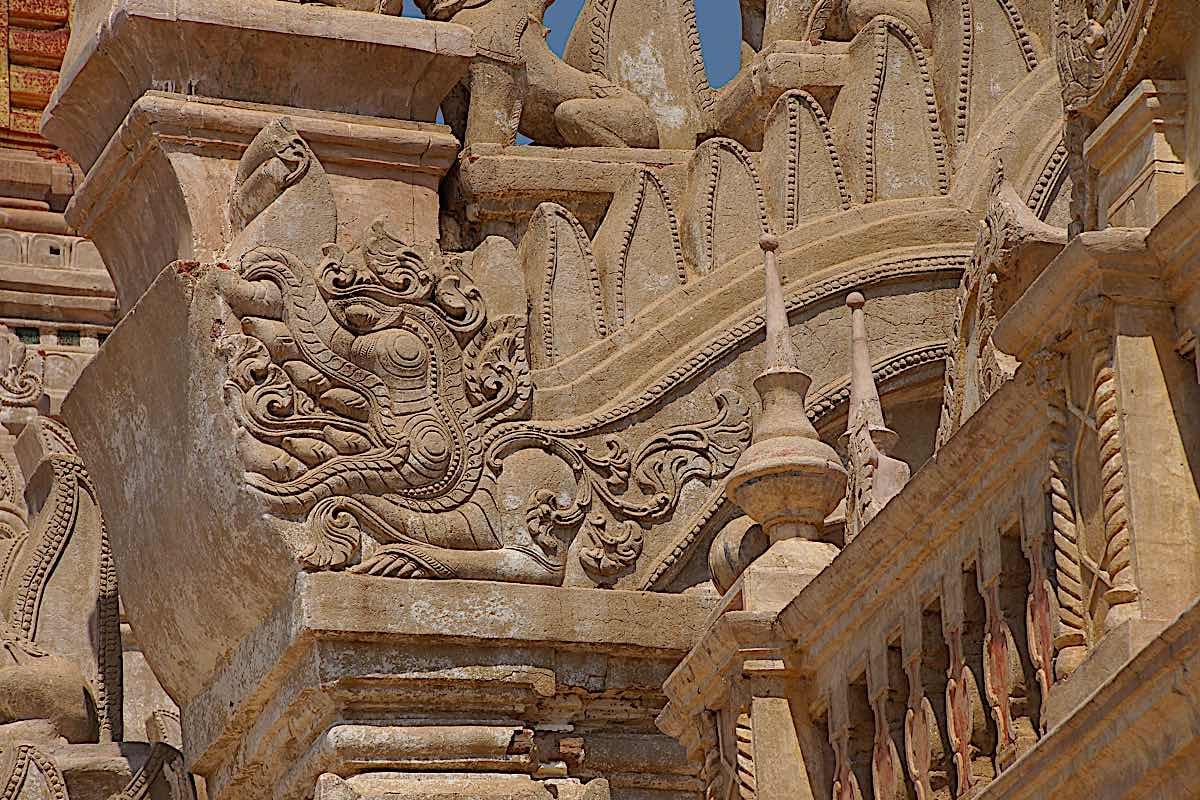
(842, 292), (910, 542)
(726, 236), (847, 551)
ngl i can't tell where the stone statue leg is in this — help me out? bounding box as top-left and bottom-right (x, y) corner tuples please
(554, 96), (660, 149)
(464, 57), (525, 147)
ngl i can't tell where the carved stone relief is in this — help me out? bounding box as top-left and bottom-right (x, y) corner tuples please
(831, 16), (949, 204)
(761, 90), (850, 232)
(680, 138), (771, 275)
(562, 0), (715, 148)
(936, 164), (1066, 448)
(219, 120), (751, 586)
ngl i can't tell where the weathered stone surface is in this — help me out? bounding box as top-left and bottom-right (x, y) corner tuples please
(20, 0), (1200, 798)
(563, 0), (714, 148)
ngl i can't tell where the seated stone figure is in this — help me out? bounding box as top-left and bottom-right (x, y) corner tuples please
(417, 0), (660, 148)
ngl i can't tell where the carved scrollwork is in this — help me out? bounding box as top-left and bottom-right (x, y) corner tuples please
(578, 514), (644, 582)
(0, 325), (43, 408)
(1055, 0), (1156, 116)
(489, 391), (749, 526)
(219, 120), (751, 586)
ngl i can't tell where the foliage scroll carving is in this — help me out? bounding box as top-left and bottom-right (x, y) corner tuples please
(218, 120), (751, 586)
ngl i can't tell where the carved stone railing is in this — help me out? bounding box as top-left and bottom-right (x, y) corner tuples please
(661, 366), (1057, 799)
(781, 372), (1056, 798)
(660, 204), (1200, 799)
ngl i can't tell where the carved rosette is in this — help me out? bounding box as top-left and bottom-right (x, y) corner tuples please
(903, 693), (942, 800)
(831, 731), (865, 800)
(943, 627), (984, 797)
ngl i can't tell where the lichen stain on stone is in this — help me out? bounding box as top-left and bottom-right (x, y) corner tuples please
(617, 31), (687, 131)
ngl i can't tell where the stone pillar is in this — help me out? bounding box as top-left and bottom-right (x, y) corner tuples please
(724, 234), (847, 612)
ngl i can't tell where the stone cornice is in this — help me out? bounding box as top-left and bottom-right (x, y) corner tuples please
(44, 0), (473, 170)
(187, 574), (717, 791)
(656, 608), (784, 751)
(992, 227), (1162, 361)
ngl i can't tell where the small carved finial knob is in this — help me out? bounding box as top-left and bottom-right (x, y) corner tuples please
(846, 291), (865, 309)
(759, 233), (779, 252)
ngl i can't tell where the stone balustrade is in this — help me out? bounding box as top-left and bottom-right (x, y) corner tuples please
(783, 369), (1055, 799)
(661, 189), (1200, 798)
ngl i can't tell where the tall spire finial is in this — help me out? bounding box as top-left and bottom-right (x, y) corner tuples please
(723, 237), (847, 600)
(842, 292), (910, 542)
(759, 233), (798, 373)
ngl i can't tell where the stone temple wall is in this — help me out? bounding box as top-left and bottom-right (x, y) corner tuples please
(0, 0), (1196, 798)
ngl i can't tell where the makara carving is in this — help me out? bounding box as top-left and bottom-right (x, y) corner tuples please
(219, 119), (749, 585)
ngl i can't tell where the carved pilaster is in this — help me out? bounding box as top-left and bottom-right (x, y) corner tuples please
(1079, 300), (1139, 629)
(1029, 351), (1087, 678)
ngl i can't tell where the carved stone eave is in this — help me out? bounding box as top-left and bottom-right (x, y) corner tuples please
(1057, 0), (1194, 122)
(992, 227), (1160, 362)
(530, 210), (975, 420)
(44, 0), (473, 170)
(62, 93), (461, 311)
